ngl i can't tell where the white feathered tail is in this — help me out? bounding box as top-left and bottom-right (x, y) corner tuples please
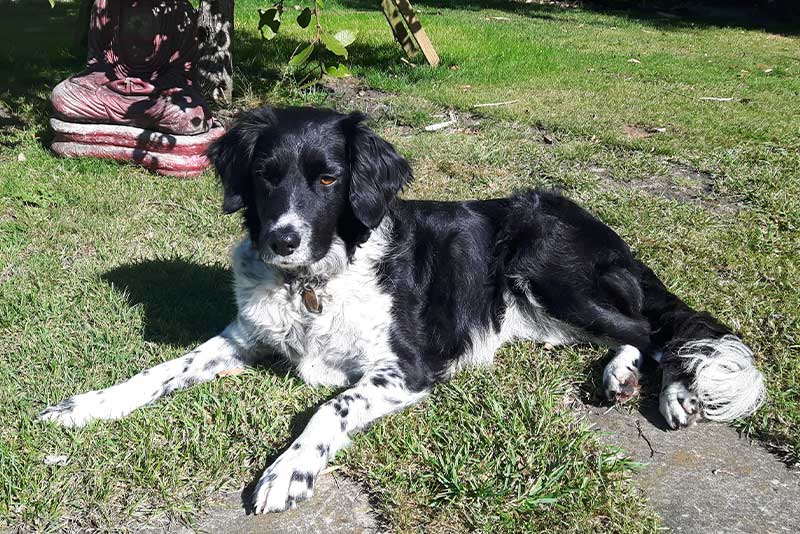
(676, 335), (766, 421)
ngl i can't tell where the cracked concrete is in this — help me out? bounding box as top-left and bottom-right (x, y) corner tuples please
(586, 401), (800, 534)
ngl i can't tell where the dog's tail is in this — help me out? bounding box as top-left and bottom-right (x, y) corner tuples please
(638, 262), (766, 422)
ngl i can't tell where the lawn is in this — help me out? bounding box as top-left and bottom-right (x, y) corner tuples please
(1, 0), (798, 531)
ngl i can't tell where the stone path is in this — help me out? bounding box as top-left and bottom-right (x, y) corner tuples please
(585, 402), (800, 534)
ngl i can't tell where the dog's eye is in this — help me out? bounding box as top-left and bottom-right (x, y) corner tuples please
(319, 175), (337, 186)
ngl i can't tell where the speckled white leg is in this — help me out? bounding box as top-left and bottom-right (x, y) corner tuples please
(39, 321), (252, 427)
(253, 363), (428, 513)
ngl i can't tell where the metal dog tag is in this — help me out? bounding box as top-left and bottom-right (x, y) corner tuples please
(302, 287), (323, 314)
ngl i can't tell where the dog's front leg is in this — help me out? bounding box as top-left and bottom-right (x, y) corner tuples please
(39, 321), (253, 427)
(253, 362), (429, 513)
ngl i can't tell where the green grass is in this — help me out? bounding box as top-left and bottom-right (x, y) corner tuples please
(1, 0), (798, 531)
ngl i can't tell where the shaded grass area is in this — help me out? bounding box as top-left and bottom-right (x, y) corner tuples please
(1, 0), (798, 531)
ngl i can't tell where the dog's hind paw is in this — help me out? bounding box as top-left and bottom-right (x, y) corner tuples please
(603, 345), (641, 403)
(660, 380), (701, 430)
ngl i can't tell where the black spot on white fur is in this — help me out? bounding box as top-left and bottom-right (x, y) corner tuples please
(371, 376), (387, 387)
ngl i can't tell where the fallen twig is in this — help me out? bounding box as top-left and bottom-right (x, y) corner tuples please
(473, 99), (519, 108)
(635, 419), (664, 458)
(424, 111), (457, 132)
(699, 97), (735, 102)
(424, 119), (456, 132)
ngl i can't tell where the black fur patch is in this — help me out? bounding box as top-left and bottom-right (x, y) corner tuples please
(371, 376), (388, 387)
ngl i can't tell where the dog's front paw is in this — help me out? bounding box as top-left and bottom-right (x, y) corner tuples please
(660, 380), (701, 430)
(603, 346), (641, 403)
(253, 451), (321, 514)
(38, 391), (105, 428)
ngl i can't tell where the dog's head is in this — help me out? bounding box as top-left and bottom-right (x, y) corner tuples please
(208, 107), (412, 269)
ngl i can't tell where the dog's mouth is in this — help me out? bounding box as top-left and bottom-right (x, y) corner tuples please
(258, 250), (316, 270)
(255, 234), (349, 279)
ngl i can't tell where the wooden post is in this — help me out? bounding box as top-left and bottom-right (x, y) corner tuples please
(381, 0), (418, 59)
(380, 0), (440, 67)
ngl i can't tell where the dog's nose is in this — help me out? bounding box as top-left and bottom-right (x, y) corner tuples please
(268, 228), (301, 256)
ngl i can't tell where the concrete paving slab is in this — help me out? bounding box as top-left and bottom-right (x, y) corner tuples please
(586, 402), (800, 534)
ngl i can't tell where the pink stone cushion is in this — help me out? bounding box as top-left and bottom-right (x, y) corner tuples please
(51, 71), (208, 135)
(51, 118), (225, 177)
(51, 0), (211, 136)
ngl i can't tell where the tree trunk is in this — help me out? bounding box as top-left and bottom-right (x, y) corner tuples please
(196, 0), (234, 106)
(74, 0), (93, 55)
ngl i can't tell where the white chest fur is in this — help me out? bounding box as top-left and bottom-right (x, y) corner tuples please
(230, 228), (395, 387)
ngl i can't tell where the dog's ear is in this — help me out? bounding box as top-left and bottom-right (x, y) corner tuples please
(207, 108), (276, 214)
(344, 112), (413, 228)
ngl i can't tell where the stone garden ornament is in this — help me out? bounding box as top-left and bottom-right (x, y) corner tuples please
(50, 0), (224, 177)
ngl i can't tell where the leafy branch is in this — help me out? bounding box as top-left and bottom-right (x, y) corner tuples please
(258, 0), (357, 85)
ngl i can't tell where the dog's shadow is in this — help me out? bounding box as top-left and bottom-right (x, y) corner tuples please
(102, 258), (237, 347)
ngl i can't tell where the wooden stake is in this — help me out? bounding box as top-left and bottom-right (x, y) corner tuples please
(381, 0), (419, 58)
(379, 0), (440, 67)
(392, 0), (440, 67)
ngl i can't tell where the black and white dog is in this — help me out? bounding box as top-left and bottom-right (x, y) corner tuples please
(40, 106), (766, 514)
